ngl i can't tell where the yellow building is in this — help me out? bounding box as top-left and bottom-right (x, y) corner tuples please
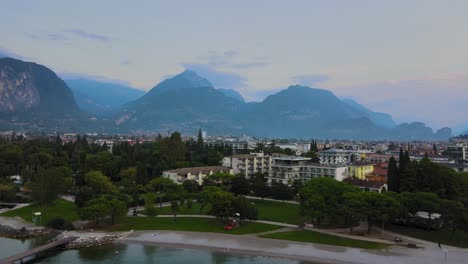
(349, 163), (374, 180)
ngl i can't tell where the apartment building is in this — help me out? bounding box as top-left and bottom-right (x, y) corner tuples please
(267, 156), (349, 184)
(222, 152), (272, 178)
(162, 166), (233, 185)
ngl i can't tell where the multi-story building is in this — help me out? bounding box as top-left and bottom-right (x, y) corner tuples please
(267, 156), (349, 184)
(319, 148), (353, 164)
(162, 166), (233, 185)
(222, 152), (272, 178)
(446, 143), (468, 161)
(348, 162), (375, 180)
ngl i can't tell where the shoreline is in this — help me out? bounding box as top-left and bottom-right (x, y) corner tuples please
(119, 230), (466, 264)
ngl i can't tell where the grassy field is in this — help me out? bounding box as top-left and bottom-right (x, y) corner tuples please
(156, 203), (211, 215)
(260, 230), (388, 250)
(388, 224), (468, 248)
(109, 216), (283, 235)
(252, 199), (304, 225)
(0, 198), (79, 225)
(156, 199), (303, 225)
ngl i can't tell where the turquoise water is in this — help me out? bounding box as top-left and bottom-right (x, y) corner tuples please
(0, 237), (313, 264)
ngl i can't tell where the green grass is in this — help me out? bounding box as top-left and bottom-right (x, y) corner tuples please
(156, 203), (211, 215)
(252, 199), (304, 225)
(109, 216), (283, 235)
(260, 230), (388, 250)
(0, 198), (79, 225)
(157, 199), (303, 225)
(388, 224), (468, 248)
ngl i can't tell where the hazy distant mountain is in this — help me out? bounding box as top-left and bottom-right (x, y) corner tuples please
(117, 70), (244, 134)
(66, 79), (144, 116)
(241, 86), (383, 138)
(218, 88), (245, 103)
(0, 57), (79, 115)
(0, 58), (97, 132)
(342, 98), (396, 128)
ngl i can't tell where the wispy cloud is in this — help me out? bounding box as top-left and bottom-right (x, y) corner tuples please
(120, 59), (131, 66)
(64, 29), (111, 42)
(0, 47), (28, 60)
(291, 74), (329, 86)
(198, 50), (269, 69)
(182, 63), (248, 89)
(58, 71), (134, 87)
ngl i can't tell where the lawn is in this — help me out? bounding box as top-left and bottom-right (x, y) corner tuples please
(252, 199), (304, 225)
(156, 203), (211, 215)
(0, 198), (80, 225)
(388, 224), (468, 248)
(109, 216), (283, 235)
(156, 199), (304, 225)
(260, 230), (388, 250)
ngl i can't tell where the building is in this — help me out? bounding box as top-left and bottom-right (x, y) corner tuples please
(446, 144), (468, 161)
(343, 178), (388, 193)
(348, 162), (375, 180)
(222, 153), (272, 178)
(319, 148), (352, 164)
(267, 156), (349, 184)
(162, 166), (233, 185)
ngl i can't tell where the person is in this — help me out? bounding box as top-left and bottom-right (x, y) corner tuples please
(438, 242), (441, 248)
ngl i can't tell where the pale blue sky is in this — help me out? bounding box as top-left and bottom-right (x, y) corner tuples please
(1, 0), (468, 130)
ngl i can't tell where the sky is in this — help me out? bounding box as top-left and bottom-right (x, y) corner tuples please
(1, 0), (468, 131)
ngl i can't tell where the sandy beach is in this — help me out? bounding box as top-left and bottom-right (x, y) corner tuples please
(120, 231), (467, 264)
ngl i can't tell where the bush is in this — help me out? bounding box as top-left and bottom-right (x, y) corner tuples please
(46, 217), (74, 230)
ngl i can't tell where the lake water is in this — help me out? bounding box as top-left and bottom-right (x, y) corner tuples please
(0, 237), (314, 264)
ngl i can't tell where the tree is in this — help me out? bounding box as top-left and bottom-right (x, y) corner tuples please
(107, 198), (127, 225)
(171, 200), (179, 221)
(361, 192), (400, 234)
(144, 192), (157, 216)
(232, 196), (258, 220)
(387, 157), (400, 192)
(433, 144), (437, 154)
(342, 192), (366, 233)
(252, 180), (270, 199)
(230, 175), (250, 195)
(271, 182), (294, 201)
(209, 190), (234, 220)
(80, 201), (110, 225)
(300, 193), (326, 227)
(32, 167), (72, 205)
(75, 186), (96, 207)
(84, 171), (117, 194)
(441, 199), (468, 237)
(197, 128), (204, 146)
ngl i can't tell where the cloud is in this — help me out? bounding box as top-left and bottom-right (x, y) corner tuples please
(291, 74), (329, 86)
(64, 29), (111, 42)
(198, 50), (269, 69)
(241, 87), (284, 102)
(182, 63), (248, 89)
(335, 74), (468, 129)
(120, 60), (131, 66)
(0, 47), (28, 60)
(58, 71), (134, 87)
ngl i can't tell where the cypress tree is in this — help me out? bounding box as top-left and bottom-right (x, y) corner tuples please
(398, 148), (406, 173)
(387, 156), (399, 192)
(433, 144), (437, 154)
(197, 128), (204, 146)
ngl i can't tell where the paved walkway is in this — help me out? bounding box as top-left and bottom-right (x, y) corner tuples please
(244, 195), (299, 204)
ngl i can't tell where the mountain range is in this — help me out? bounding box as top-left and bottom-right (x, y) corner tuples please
(0, 58), (455, 140)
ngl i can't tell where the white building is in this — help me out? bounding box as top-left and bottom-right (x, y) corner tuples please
(267, 156), (349, 184)
(162, 166), (233, 185)
(446, 143), (468, 161)
(222, 152), (272, 178)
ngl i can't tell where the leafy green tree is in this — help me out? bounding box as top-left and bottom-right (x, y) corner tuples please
(252, 180), (270, 199)
(32, 167), (72, 205)
(232, 196), (258, 220)
(107, 198), (127, 225)
(342, 192), (366, 233)
(271, 181), (294, 201)
(171, 200), (179, 221)
(182, 180), (199, 194)
(387, 157), (400, 192)
(80, 201), (111, 225)
(230, 175), (250, 195)
(300, 193), (326, 227)
(144, 192), (157, 216)
(74, 186), (96, 207)
(209, 190), (234, 220)
(84, 171), (117, 194)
